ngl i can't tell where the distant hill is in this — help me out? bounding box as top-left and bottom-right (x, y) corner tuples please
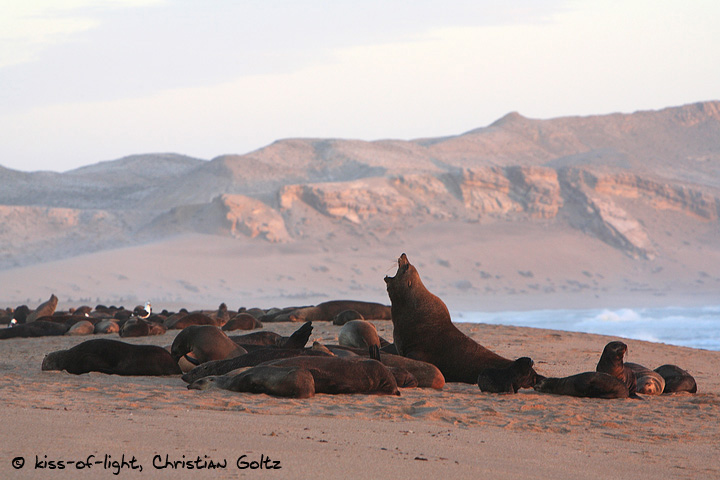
(1, 101), (718, 309)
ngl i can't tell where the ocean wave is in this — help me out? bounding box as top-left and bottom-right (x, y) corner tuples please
(453, 305), (720, 351)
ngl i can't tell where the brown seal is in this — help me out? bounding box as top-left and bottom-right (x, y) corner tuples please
(0, 321), (69, 339)
(332, 310), (364, 326)
(165, 312), (219, 330)
(26, 294), (59, 323)
(534, 372), (630, 399)
(625, 362), (665, 395)
(181, 348), (331, 384)
(94, 319), (120, 334)
(229, 321), (313, 349)
(222, 313), (263, 331)
(477, 357), (542, 393)
(384, 253), (539, 386)
(171, 325), (248, 369)
(42, 339), (181, 375)
(595, 341), (639, 398)
(65, 320), (95, 336)
(654, 364), (697, 393)
(338, 320), (381, 350)
(188, 366), (316, 398)
(321, 344), (445, 389)
(119, 318), (167, 337)
(266, 301), (392, 322)
(260, 356), (400, 395)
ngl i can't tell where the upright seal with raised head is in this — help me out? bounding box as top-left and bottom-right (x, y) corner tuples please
(384, 253), (540, 387)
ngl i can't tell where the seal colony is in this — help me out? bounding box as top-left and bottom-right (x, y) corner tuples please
(3, 253), (700, 402)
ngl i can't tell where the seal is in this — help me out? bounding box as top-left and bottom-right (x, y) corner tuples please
(9, 305), (31, 325)
(654, 364), (697, 393)
(338, 320), (381, 350)
(42, 339), (181, 375)
(222, 313), (263, 331)
(333, 310), (364, 326)
(171, 325), (248, 368)
(0, 320), (69, 339)
(268, 301), (392, 323)
(181, 348), (331, 384)
(595, 341), (639, 398)
(625, 362), (665, 395)
(26, 294), (59, 323)
(94, 319), (120, 334)
(229, 321), (313, 349)
(384, 253), (539, 386)
(119, 318), (167, 337)
(477, 357), (542, 394)
(534, 372), (630, 399)
(260, 356), (400, 395)
(188, 366), (316, 398)
(165, 312), (219, 330)
(320, 344), (446, 389)
(65, 320), (95, 336)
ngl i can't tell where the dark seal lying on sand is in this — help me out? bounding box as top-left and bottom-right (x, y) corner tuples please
(42, 339), (181, 375)
(533, 372), (630, 399)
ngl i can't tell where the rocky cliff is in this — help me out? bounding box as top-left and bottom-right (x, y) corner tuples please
(1, 101), (719, 271)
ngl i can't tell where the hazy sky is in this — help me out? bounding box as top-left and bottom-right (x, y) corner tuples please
(2, 0), (718, 172)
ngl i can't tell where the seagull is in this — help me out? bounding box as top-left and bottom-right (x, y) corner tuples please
(133, 301), (152, 320)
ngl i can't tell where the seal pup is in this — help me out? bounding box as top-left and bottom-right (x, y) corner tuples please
(171, 325), (248, 368)
(596, 341), (639, 398)
(188, 366), (316, 398)
(384, 253), (539, 386)
(261, 356), (400, 396)
(534, 372), (630, 399)
(42, 339), (181, 375)
(625, 362), (665, 395)
(477, 357), (542, 394)
(338, 320), (381, 350)
(654, 364), (697, 393)
(26, 294), (59, 323)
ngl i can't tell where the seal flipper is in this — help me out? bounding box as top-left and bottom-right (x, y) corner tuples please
(369, 345), (381, 361)
(184, 354), (200, 366)
(281, 321), (313, 349)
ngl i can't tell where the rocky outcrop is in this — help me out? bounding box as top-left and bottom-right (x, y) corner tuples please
(149, 195), (289, 242)
(1, 101), (720, 268)
(456, 167), (562, 219)
(279, 178), (414, 224)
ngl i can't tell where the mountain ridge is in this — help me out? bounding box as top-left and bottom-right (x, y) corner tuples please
(1, 101), (718, 308)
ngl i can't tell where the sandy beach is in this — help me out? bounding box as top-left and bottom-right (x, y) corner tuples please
(2, 319), (719, 479)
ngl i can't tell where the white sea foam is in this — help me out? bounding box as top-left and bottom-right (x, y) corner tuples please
(453, 305), (720, 351)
